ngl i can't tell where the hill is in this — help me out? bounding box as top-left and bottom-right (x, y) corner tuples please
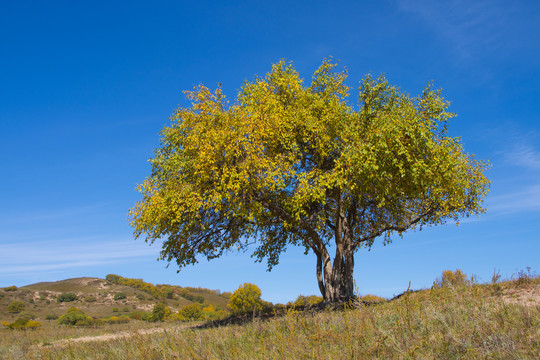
(1, 272), (538, 359)
(0, 276), (230, 322)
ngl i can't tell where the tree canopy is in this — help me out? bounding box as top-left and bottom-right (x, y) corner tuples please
(228, 283), (263, 315)
(129, 59), (489, 302)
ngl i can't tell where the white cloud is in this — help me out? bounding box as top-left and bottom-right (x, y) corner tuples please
(0, 202), (111, 227)
(505, 144), (540, 170)
(0, 237), (159, 279)
(399, 0), (511, 62)
(487, 184), (540, 215)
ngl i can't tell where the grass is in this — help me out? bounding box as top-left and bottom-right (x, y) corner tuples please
(3, 275), (539, 359)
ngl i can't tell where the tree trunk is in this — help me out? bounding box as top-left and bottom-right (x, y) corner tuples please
(317, 246), (355, 303)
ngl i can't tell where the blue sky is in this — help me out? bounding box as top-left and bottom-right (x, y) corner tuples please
(1, 0), (539, 304)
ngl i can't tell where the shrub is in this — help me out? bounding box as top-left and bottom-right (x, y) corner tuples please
(112, 307), (119, 312)
(4, 285), (17, 292)
(57, 293), (78, 303)
(136, 293), (146, 300)
(290, 295), (323, 308)
(58, 308), (94, 326)
(25, 320), (42, 329)
(160, 286), (175, 299)
(7, 301), (25, 313)
(200, 304), (228, 320)
(515, 267), (536, 286)
(143, 303), (171, 322)
(84, 295), (97, 303)
(122, 307), (130, 312)
(359, 294), (386, 304)
(2, 315), (42, 330)
(128, 311), (146, 320)
(179, 288), (191, 299)
(433, 269), (469, 288)
(228, 283), (263, 315)
(177, 303), (203, 321)
(45, 313), (59, 320)
(105, 274), (121, 284)
(220, 291), (232, 299)
(114, 292), (127, 300)
(103, 315), (130, 324)
(17, 313), (36, 321)
(193, 295), (205, 303)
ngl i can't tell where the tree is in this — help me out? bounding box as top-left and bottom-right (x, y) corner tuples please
(149, 302), (171, 322)
(129, 59), (489, 303)
(228, 283), (263, 315)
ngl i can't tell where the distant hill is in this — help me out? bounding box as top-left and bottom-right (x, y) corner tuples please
(0, 276), (231, 322)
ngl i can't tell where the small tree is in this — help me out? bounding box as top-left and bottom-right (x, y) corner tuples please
(150, 302), (170, 322)
(7, 301), (25, 313)
(228, 283), (263, 316)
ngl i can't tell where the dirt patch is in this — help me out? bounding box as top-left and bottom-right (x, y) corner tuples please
(43, 325), (193, 347)
(502, 284), (540, 307)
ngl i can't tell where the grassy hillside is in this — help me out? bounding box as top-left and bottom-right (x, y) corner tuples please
(1, 272), (539, 359)
(0, 276), (230, 322)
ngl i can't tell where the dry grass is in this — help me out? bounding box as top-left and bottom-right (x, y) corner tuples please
(3, 276), (538, 359)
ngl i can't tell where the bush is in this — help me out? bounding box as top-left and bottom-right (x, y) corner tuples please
(122, 307), (130, 312)
(136, 293), (146, 300)
(112, 307), (119, 312)
(4, 285), (17, 292)
(160, 286), (175, 299)
(359, 294), (386, 304)
(2, 315), (42, 330)
(143, 303), (171, 322)
(228, 283), (263, 315)
(177, 303), (203, 321)
(290, 295), (323, 308)
(128, 311), (146, 320)
(45, 313), (58, 320)
(114, 292), (127, 300)
(58, 308), (94, 326)
(220, 291), (232, 299)
(84, 295), (97, 303)
(193, 295), (205, 303)
(515, 267), (536, 286)
(17, 313), (36, 321)
(57, 293), (78, 303)
(434, 269), (469, 288)
(7, 301), (25, 313)
(105, 274), (121, 284)
(103, 315), (130, 324)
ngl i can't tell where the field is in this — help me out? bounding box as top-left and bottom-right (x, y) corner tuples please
(1, 272), (539, 359)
